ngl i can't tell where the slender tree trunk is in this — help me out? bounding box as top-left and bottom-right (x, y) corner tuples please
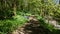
(13, 3), (16, 16)
(12, 0), (16, 16)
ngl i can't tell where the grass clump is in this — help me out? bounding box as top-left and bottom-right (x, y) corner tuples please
(0, 15), (27, 34)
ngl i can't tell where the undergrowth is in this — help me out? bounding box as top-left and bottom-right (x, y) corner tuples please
(0, 15), (27, 34)
(36, 16), (60, 34)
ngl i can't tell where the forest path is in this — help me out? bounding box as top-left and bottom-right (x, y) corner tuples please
(11, 18), (51, 34)
(10, 16), (60, 34)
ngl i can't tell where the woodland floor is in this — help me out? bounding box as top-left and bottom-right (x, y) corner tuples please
(9, 16), (60, 34)
(10, 19), (52, 34)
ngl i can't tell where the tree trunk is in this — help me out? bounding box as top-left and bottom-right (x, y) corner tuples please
(12, 0), (16, 16)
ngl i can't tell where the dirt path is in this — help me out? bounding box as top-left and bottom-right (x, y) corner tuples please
(11, 19), (51, 34)
(10, 16), (60, 34)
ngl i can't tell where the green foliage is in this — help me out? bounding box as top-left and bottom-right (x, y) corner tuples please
(0, 0), (60, 34)
(0, 15), (27, 34)
(17, 0), (60, 20)
(0, 0), (60, 19)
